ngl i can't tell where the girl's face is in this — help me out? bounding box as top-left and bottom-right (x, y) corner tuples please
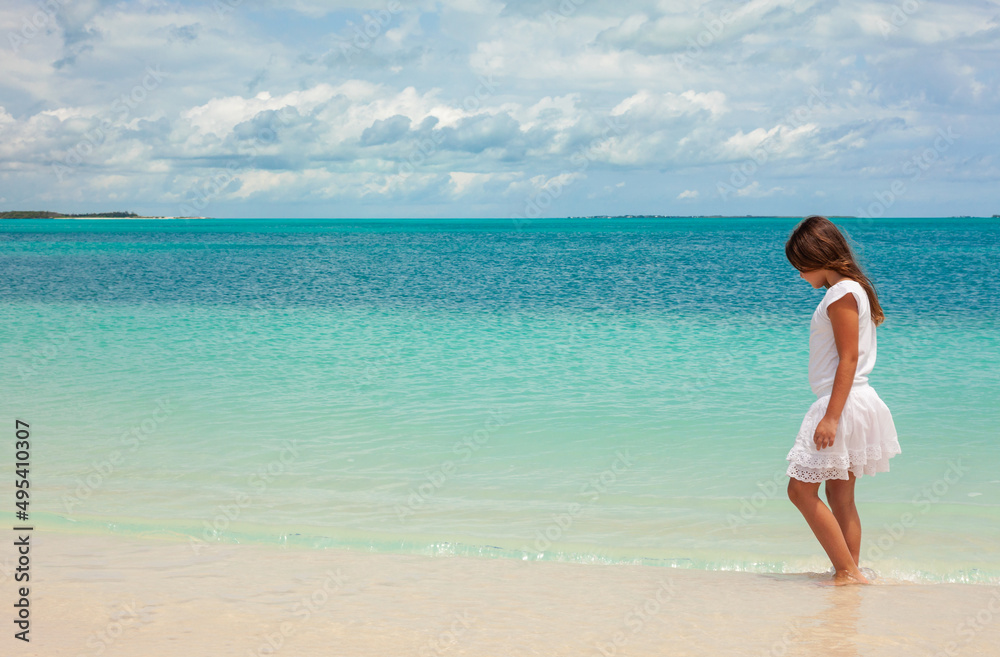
(798, 268), (829, 289)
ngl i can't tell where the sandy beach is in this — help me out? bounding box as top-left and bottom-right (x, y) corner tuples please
(8, 530), (998, 657)
(4, 218), (998, 655)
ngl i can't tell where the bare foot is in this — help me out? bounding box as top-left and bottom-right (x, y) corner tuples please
(822, 569), (870, 586)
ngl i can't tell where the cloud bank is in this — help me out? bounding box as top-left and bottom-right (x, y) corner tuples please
(1, 0), (997, 217)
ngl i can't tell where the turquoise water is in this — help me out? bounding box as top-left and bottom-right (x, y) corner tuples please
(2, 217), (998, 583)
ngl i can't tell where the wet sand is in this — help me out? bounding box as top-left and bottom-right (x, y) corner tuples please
(10, 531), (1000, 656)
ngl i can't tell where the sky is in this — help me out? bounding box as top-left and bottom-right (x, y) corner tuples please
(0, 0), (997, 219)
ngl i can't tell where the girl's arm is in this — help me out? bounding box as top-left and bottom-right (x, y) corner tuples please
(814, 293), (860, 450)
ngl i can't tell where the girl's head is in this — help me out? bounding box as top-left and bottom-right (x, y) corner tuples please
(785, 215), (885, 325)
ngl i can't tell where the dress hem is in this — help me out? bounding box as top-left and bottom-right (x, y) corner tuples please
(786, 442), (902, 483)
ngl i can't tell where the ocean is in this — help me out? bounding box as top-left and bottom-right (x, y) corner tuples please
(2, 216), (998, 584)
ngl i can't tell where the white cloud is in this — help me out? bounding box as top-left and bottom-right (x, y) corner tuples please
(184, 86), (342, 138)
(611, 89), (728, 118)
(734, 181), (788, 198)
(718, 123), (818, 161)
(228, 170), (303, 199)
(447, 170), (520, 197)
(0, 0), (995, 217)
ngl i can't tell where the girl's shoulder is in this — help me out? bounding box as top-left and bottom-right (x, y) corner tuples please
(824, 278), (864, 296)
(819, 279), (868, 314)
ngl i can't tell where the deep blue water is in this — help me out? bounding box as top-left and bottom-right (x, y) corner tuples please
(0, 217), (994, 316)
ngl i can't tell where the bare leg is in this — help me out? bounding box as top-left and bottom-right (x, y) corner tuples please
(825, 473), (861, 567)
(787, 478), (869, 585)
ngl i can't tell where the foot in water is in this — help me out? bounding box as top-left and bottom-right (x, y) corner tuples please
(822, 569), (870, 586)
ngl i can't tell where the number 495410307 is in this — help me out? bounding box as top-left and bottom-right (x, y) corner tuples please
(15, 420), (30, 521)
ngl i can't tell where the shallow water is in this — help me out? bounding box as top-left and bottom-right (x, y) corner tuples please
(21, 532), (1000, 657)
(1, 216), (998, 583)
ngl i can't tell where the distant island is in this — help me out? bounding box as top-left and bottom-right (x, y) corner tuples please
(1, 211), (208, 219)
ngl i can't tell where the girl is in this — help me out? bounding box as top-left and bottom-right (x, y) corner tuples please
(784, 216), (901, 586)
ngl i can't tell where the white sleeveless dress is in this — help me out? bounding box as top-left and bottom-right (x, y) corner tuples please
(786, 279), (901, 483)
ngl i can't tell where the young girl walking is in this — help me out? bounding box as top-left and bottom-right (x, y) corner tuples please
(784, 216), (901, 585)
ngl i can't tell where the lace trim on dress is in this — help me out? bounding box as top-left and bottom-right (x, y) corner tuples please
(786, 444), (902, 482)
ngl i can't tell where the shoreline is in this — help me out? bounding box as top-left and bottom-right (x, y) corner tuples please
(10, 530), (1000, 656)
(30, 504), (1000, 587)
(31, 521), (1000, 586)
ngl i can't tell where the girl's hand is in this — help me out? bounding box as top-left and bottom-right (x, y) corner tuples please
(814, 416), (839, 450)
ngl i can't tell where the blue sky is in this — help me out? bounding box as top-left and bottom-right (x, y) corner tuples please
(1, 0), (997, 218)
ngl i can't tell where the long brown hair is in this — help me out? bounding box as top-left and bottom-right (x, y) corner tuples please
(785, 216), (885, 326)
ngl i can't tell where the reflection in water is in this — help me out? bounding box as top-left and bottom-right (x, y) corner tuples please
(784, 585), (862, 657)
